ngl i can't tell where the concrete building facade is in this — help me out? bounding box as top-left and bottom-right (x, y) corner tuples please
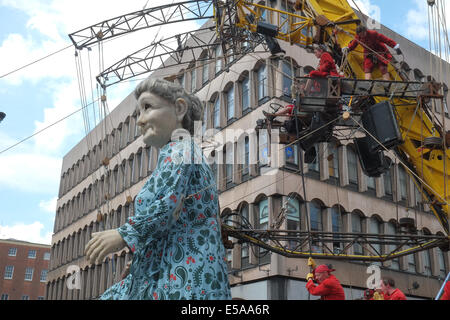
(47, 1), (450, 300)
(1, 239), (50, 300)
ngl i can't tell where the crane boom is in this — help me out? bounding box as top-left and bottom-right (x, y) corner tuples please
(68, 0), (214, 50)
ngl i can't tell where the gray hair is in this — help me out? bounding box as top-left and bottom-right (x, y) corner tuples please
(134, 77), (203, 135)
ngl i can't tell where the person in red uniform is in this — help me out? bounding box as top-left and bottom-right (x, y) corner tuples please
(342, 25), (401, 80)
(440, 281), (450, 300)
(309, 44), (341, 78)
(379, 277), (407, 300)
(301, 44), (342, 96)
(305, 264), (345, 300)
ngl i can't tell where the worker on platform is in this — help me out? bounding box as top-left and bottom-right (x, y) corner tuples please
(305, 262), (346, 300)
(342, 25), (402, 81)
(379, 277), (407, 300)
(300, 44), (342, 97)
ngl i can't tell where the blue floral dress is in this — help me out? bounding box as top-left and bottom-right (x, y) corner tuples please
(100, 140), (231, 300)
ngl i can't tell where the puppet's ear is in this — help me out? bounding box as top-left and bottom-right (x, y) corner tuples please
(175, 98), (188, 123)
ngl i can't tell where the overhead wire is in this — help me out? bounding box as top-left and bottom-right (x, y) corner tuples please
(0, 98), (99, 155)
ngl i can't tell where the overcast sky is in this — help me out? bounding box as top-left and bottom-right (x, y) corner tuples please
(0, 0), (445, 244)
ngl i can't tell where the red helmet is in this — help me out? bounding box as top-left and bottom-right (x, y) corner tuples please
(314, 264), (335, 273)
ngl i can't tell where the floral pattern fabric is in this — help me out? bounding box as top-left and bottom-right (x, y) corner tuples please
(100, 140), (231, 300)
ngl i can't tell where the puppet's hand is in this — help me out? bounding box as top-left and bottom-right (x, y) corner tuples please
(85, 229), (126, 265)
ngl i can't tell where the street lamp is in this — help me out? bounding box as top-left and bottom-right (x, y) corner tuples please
(0, 112), (5, 123)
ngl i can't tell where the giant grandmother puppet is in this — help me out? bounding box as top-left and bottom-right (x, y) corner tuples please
(85, 78), (231, 300)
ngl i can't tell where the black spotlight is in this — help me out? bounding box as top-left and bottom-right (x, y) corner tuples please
(0, 112), (5, 123)
(256, 21), (285, 56)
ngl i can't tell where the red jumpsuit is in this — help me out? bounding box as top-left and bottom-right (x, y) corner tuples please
(309, 52), (341, 78)
(385, 288), (407, 300)
(347, 30), (397, 74)
(441, 282), (450, 300)
(306, 274), (346, 300)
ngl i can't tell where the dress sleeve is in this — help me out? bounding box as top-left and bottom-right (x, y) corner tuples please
(117, 142), (193, 253)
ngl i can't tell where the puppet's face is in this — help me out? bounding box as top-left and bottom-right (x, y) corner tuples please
(136, 92), (185, 148)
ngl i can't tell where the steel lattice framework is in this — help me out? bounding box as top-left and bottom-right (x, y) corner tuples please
(68, 0), (215, 50)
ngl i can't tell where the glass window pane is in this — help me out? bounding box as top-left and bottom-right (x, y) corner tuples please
(214, 97), (220, 128)
(242, 77), (250, 111)
(282, 61), (292, 97)
(227, 86), (234, 120)
(259, 198), (269, 226)
(285, 144), (298, 165)
(347, 147), (358, 184)
(257, 65), (267, 101)
(259, 130), (269, 166)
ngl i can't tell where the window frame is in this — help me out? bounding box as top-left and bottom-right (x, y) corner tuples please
(28, 250), (37, 259)
(8, 248), (17, 257)
(4, 266), (14, 280)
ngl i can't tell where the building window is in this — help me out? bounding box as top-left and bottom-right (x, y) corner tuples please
(4, 266), (14, 280)
(258, 197), (270, 262)
(331, 207), (343, 254)
(367, 175), (376, 192)
(282, 60), (293, 97)
(385, 222), (400, 270)
(241, 76), (250, 112)
(1, 294), (9, 300)
(384, 167), (393, 199)
(242, 136), (250, 181)
(21, 295), (30, 300)
(310, 201), (323, 253)
(40, 269), (48, 282)
(259, 198), (269, 228)
(25, 267), (34, 281)
(407, 248), (417, 273)
(399, 166), (408, 201)
(226, 85), (235, 122)
(421, 231), (433, 276)
(202, 103), (208, 134)
(215, 45), (222, 74)
(44, 252), (51, 260)
(190, 67), (196, 93)
(256, 64), (268, 103)
(179, 73), (185, 89)
(347, 146), (358, 186)
(437, 248), (447, 279)
(351, 212), (363, 255)
(258, 130), (269, 167)
(328, 143), (339, 180)
(37, 296), (45, 300)
(369, 217), (382, 259)
(213, 96), (221, 128)
(8, 248), (17, 257)
(240, 204), (250, 268)
(202, 59), (209, 85)
(285, 144), (298, 166)
(224, 145), (233, 188)
(228, 48), (234, 64)
(308, 144), (320, 173)
(28, 250), (37, 259)
(286, 198), (300, 249)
